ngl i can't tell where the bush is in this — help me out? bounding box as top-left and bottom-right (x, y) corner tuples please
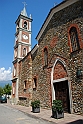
(31, 100), (40, 108)
(52, 100), (63, 112)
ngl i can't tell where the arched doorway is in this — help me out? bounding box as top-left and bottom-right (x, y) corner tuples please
(51, 58), (71, 113)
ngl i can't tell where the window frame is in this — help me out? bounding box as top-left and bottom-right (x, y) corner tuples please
(23, 21), (27, 29)
(33, 77), (37, 91)
(24, 81), (27, 90)
(69, 27), (80, 52)
(44, 47), (48, 67)
(13, 67), (16, 77)
(68, 24), (82, 53)
(23, 48), (26, 57)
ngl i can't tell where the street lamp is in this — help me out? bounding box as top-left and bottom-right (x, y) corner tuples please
(76, 69), (82, 78)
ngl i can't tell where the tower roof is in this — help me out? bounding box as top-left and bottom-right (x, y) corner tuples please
(15, 2), (33, 24)
(21, 6), (28, 17)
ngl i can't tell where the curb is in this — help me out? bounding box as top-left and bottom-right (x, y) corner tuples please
(6, 104), (56, 124)
(23, 111), (56, 124)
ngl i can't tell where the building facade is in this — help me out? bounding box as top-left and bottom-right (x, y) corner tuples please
(12, 0), (83, 114)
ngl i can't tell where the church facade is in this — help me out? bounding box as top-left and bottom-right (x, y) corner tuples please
(12, 0), (83, 114)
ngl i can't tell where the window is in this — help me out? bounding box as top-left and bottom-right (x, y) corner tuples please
(13, 67), (16, 77)
(14, 50), (17, 58)
(15, 36), (18, 42)
(13, 87), (15, 95)
(23, 21), (27, 29)
(33, 78), (37, 91)
(44, 48), (48, 66)
(24, 81), (26, 89)
(69, 27), (80, 52)
(23, 48), (26, 57)
(16, 23), (19, 32)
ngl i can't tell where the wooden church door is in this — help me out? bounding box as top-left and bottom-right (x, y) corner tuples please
(54, 80), (70, 113)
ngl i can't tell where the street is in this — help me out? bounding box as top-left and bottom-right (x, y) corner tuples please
(0, 104), (53, 124)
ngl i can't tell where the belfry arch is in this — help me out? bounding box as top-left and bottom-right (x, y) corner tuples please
(51, 58), (71, 113)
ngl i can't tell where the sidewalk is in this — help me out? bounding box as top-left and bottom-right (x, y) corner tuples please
(5, 102), (83, 124)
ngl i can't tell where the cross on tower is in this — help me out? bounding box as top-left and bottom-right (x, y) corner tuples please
(22, 1), (27, 8)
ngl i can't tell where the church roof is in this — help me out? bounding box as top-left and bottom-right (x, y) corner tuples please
(21, 6), (28, 17)
(36, 0), (79, 41)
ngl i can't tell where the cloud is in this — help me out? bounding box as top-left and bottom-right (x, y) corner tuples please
(0, 67), (12, 81)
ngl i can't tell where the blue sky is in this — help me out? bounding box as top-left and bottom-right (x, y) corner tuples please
(0, 0), (62, 81)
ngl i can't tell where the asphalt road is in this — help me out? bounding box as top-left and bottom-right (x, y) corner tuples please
(0, 104), (53, 124)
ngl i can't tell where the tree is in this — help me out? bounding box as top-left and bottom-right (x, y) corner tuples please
(0, 87), (3, 95)
(3, 84), (12, 95)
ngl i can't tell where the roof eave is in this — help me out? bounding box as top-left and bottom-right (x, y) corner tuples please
(15, 14), (33, 24)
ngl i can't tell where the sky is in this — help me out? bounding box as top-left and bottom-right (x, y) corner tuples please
(0, 0), (62, 82)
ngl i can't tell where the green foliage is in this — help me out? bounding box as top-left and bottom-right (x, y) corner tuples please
(0, 87), (3, 95)
(52, 100), (63, 112)
(3, 84), (11, 95)
(31, 100), (40, 108)
(0, 83), (11, 95)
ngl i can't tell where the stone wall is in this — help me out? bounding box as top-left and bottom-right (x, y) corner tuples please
(32, 0), (83, 114)
(18, 53), (32, 106)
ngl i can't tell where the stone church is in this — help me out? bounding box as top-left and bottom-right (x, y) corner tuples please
(12, 0), (83, 114)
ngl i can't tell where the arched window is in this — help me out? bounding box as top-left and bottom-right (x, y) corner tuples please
(13, 67), (16, 77)
(44, 48), (48, 66)
(33, 78), (37, 91)
(69, 27), (80, 52)
(23, 48), (26, 57)
(24, 81), (27, 89)
(14, 50), (17, 58)
(13, 86), (15, 95)
(23, 21), (27, 29)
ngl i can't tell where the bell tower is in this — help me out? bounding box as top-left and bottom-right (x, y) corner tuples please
(12, 3), (32, 103)
(15, 3), (32, 59)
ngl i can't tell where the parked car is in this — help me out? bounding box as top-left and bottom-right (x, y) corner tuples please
(0, 95), (7, 103)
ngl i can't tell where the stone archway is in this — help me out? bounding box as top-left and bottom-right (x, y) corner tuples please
(51, 58), (71, 113)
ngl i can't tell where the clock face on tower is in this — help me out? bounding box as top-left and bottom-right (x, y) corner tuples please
(22, 34), (28, 40)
